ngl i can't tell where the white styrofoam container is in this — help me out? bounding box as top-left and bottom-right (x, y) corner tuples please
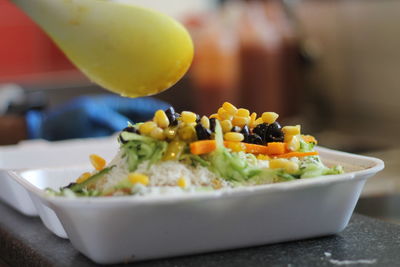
(9, 147), (384, 264)
(0, 137), (118, 238)
(16, 166), (92, 238)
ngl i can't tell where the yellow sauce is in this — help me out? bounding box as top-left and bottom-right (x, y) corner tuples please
(12, 0), (194, 97)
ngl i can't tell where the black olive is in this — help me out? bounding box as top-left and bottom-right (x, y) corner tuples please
(195, 114), (201, 123)
(252, 123), (269, 144)
(170, 112), (181, 126)
(231, 126), (241, 133)
(247, 134), (263, 145)
(241, 125), (250, 142)
(265, 122), (284, 143)
(165, 107), (178, 126)
(266, 122), (282, 136)
(241, 125), (250, 135)
(165, 106), (175, 117)
(195, 123), (212, 140)
(209, 118), (216, 132)
(122, 126), (139, 134)
(271, 135), (284, 142)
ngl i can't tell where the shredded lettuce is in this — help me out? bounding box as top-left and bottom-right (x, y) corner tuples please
(48, 121), (345, 197)
(204, 126), (342, 184)
(121, 132), (167, 172)
(300, 162), (343, 178)
(205, 122), (262, 182)
(299, 139), (315, 152)
(179, 154), (210, 167)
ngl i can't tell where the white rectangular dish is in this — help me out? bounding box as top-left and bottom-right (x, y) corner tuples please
(0, 137), (117, 238)
(10, 147), (384, 264)
(16, 166), (92, 239)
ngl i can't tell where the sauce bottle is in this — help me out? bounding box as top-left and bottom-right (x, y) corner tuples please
(238, 1), (285, 116)
(190, 11), (240, 116)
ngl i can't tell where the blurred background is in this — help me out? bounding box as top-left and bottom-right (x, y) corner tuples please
(1, 0), (399, 221)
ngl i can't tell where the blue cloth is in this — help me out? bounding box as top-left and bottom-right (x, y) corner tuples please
(26, 95), (170, 141)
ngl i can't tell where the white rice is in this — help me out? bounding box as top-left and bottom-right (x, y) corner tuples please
(101, 150), (130, 191)
(101, 151), (230, 193)
(136, 161), (223, 187)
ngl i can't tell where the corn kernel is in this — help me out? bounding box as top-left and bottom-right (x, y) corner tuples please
(224, 132), (244, 142)
(250, 112), (257, 121)
(237, 108), (250, 117)
(286, 135), (301, 151)
(154, 110), (169, 128)
(128, 173), (149, 186)
(150, 127), (166, 140)
(209, 113), (219, 119)
(90, 154), (106, 171)
(184, 122), (197, 128)
(284, 134), (293, 143)
(76, 172), (91, 184)
(139, 121), (157, 135)
(218, 107), (233, 121)
(178, 125), (196, 141)
(181, 111), (198, 124)
(282, 125), (301, 136)
(220, 120), (233, 133)
(254, 118), (264, 127)
(262, 112), (279, 124)
(200, 116), (210, 129)
(269, 158), (289, 169)
(225, 141), (246, 152)
(222, 102), (237, 115)
(177, 177), (189, 188)
(284, 161), (299, 174)
(257, 154), (270, 160)
(232, 115), (250, 127)
(164, 127), (177, 140)
(249, 113), (257, 128)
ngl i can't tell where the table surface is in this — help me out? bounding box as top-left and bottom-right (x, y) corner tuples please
(1, 201), (400, 267)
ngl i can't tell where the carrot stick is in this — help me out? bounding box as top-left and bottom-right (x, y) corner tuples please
(235, 142), (268, 154)
(190, 140), (268, 155)
(190, 140), (217, 155)
(266, 142), (286, 155)
(190, 140), (318, 158)
(275, 151), (319, 158)
(302, 135), (318, 144)
(191, 140), (273, 155)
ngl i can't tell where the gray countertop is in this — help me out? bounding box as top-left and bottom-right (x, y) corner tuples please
(1, 201), (400, 267)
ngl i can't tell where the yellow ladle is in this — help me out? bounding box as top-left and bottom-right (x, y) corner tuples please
(11, 0), (194, 97)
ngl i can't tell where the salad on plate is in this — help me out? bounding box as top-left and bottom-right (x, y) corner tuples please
(48, 102), (343, 197)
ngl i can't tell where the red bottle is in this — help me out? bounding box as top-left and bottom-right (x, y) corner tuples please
(238, 1), (285, 116)
(190, 12), (240, 116)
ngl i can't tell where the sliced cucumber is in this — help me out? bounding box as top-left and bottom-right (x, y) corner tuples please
(68, 166), (115, 192)
(120, 131), (153, 143)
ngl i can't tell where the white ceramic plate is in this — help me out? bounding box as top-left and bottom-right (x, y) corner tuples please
(10, 147), (384, 264)
(0, 137), (118, 238)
